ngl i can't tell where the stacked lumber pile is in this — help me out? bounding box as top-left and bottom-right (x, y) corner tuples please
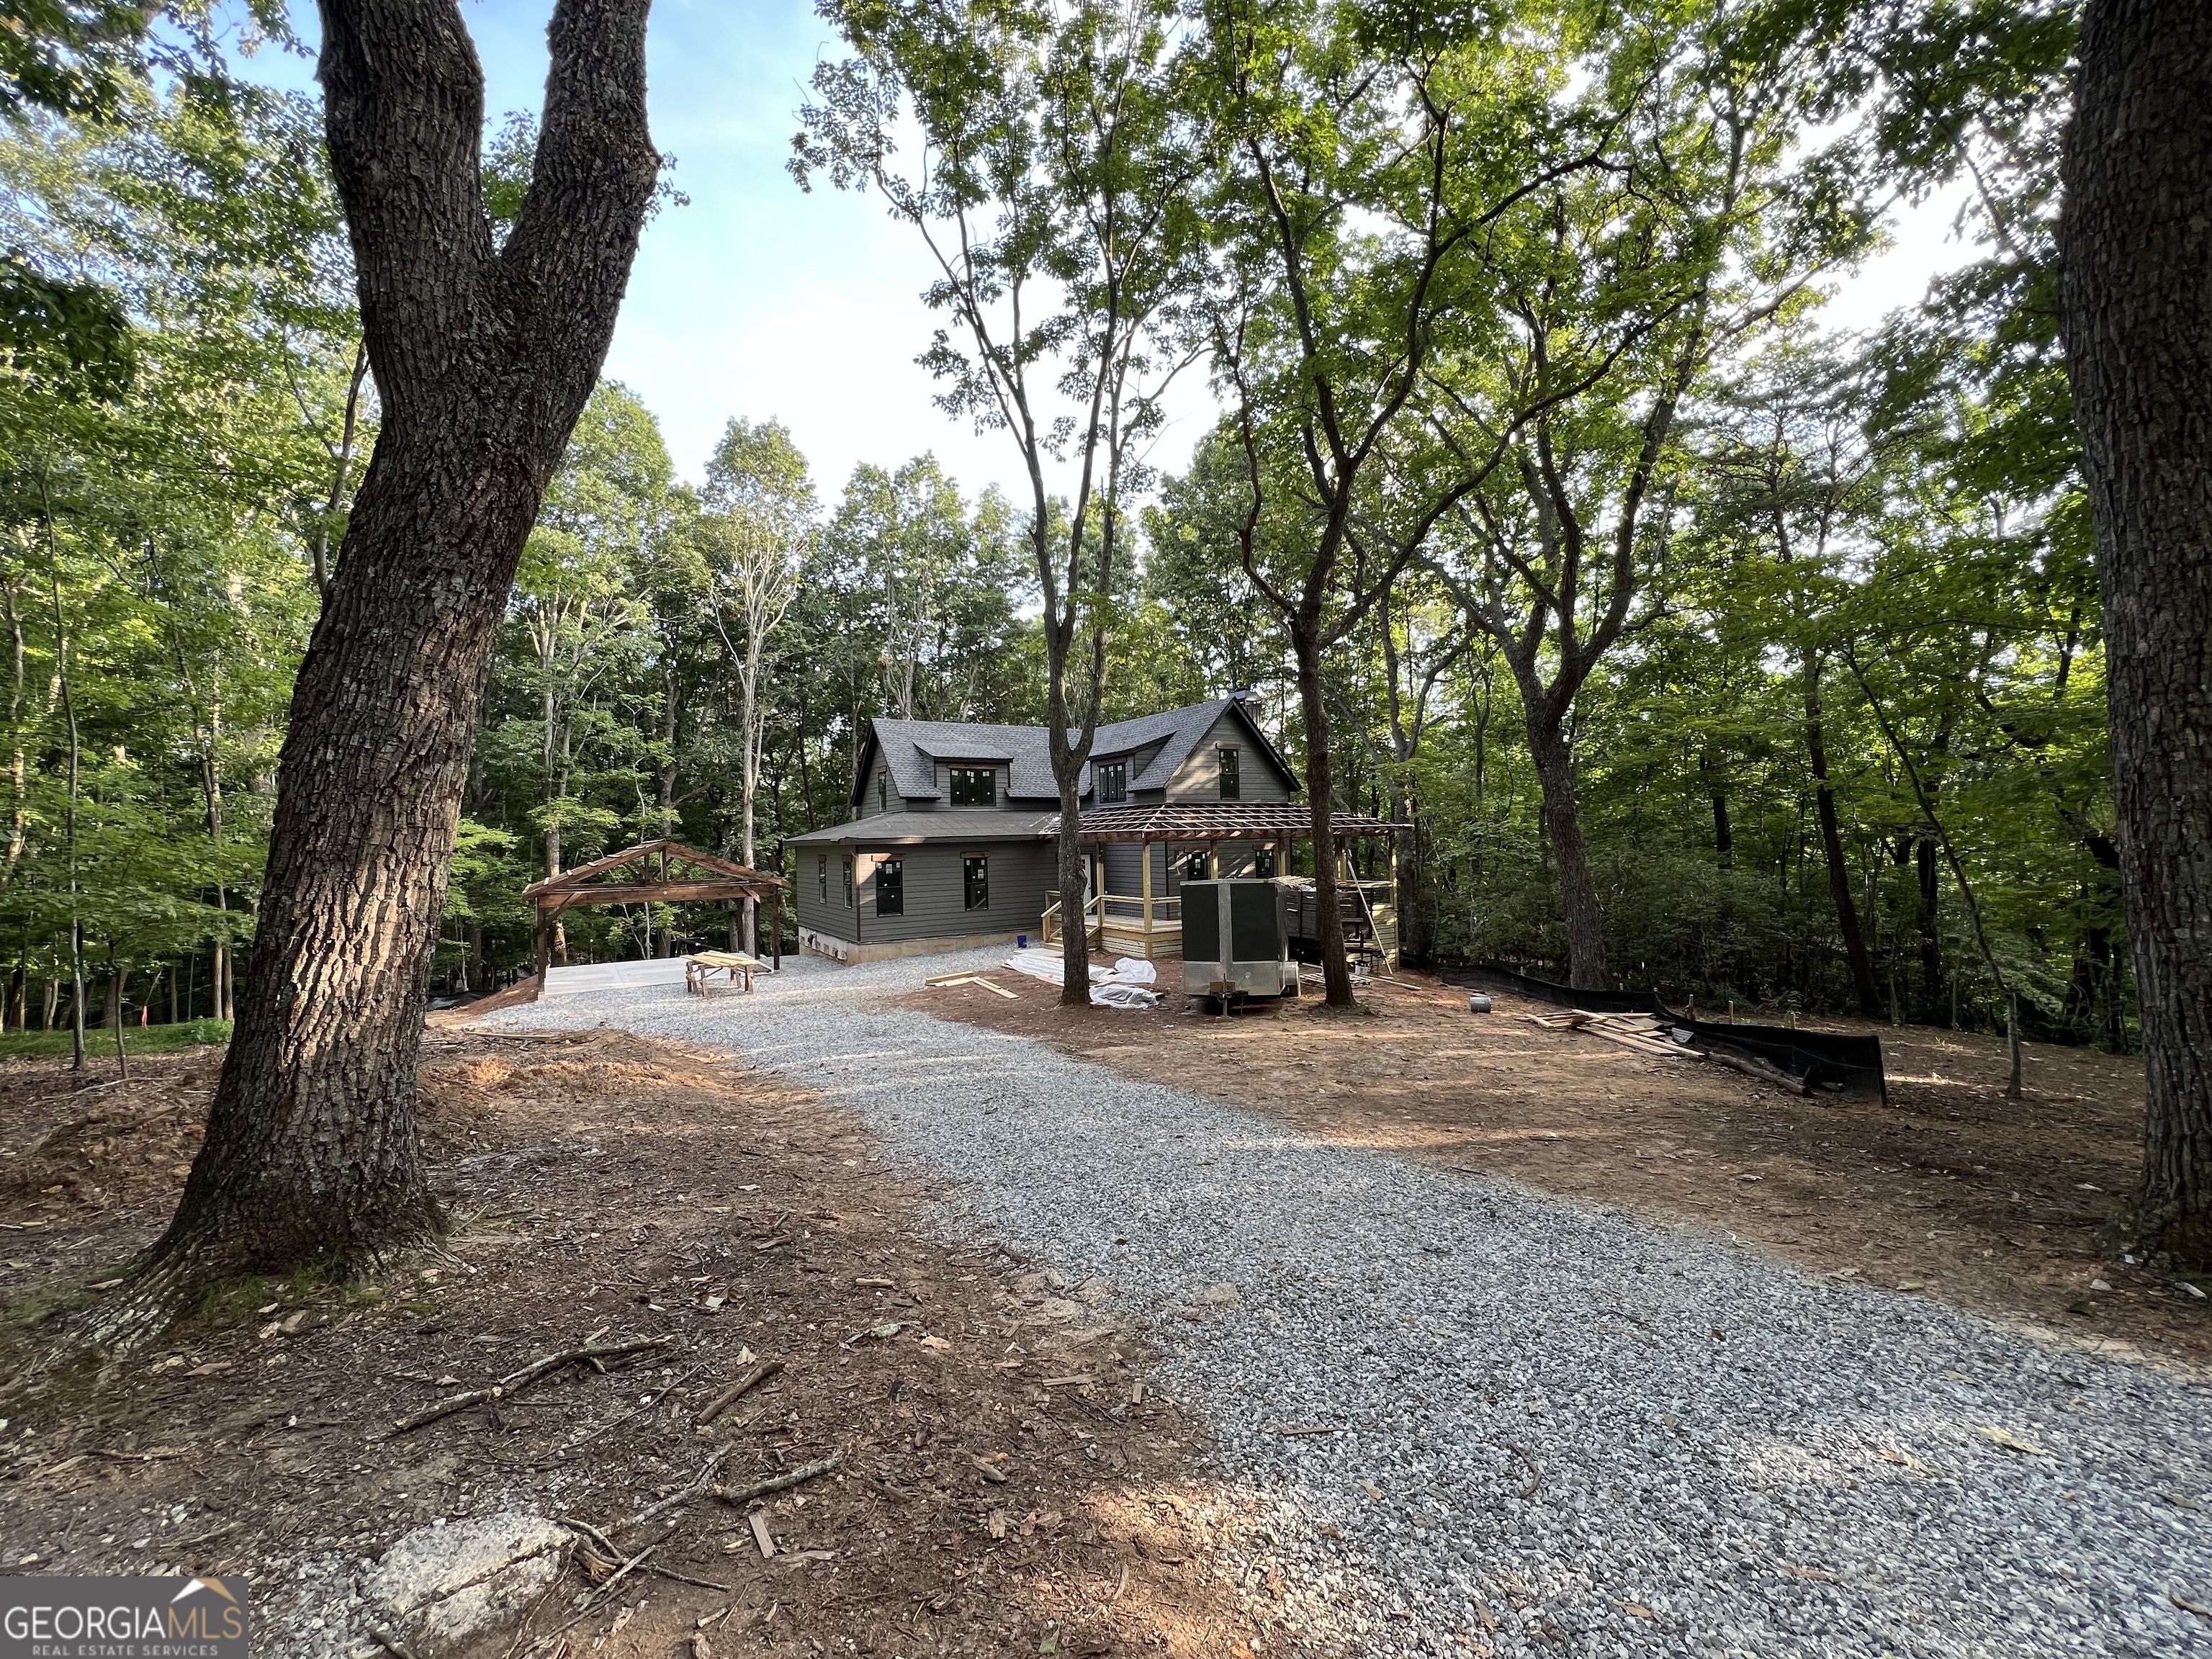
(1524, 1008), (1689, 1060)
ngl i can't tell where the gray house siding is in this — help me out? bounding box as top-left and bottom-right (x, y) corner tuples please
(1165, 710), (1295, 801)
(858, 765), (902, 817)
(796, 845), (859, 938)
(854, 841), (1057, 944)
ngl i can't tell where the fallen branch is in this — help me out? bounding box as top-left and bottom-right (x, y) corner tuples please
(1699, 1045), (1811, 1098)
(388, 1335), (673, 1434)
(616, 1445), (740, 1533)
(692, 1360), (783, 1426)
(710, 1454), (842, 1508)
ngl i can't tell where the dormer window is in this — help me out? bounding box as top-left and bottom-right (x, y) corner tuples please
(950, 766), (996, 806)
(1097, 760), (1127, 804)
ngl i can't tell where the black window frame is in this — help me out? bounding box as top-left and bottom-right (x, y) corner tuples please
(949, 765), (996, 806)
(1218, 745), (1241, 801)
(841, 855), (853, 907)
(1097, 759), (1127, 804)
(876, 856), (904, 916)
(1185, 848), (1210, 882)
(817, 853), (828, 904)
(963, 853), (989, 911)
(876, 769), (890, 812)
(1254, 845), (1277, 877)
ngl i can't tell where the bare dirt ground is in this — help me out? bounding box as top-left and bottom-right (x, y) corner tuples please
(0, 1030), (1285, 1658)
(909, 959), (2212, 1377)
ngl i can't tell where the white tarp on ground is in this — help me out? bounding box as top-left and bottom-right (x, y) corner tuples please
(1001, 953), (1160, 1008)
(540, 956), (691, 999)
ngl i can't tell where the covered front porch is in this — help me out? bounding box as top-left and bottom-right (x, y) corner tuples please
(1039, 803), (1401, 963)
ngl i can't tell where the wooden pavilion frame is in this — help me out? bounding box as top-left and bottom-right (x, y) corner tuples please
(521, 838), (790, 980)
(1041, 803), (1401, 962)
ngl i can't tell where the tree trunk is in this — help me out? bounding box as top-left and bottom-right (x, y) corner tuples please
(127, 0), (658, 1309)
(2061, 0), (2212, 1264)
(1701, 755), (1733, 870)
(1293, 627), (1354, 1007)
(1915, 837), (1943, 1020)
(1525, 707), (1606, 990)
(1804, 666), (1879, 1015)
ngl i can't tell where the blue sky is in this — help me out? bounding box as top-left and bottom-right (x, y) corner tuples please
(238, 2), (1979, 511)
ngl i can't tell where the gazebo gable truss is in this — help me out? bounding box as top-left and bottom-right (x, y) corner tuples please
(521, 838), (788, 914)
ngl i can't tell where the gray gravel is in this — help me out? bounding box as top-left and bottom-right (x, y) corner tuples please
(480, 949), (2212, 1657)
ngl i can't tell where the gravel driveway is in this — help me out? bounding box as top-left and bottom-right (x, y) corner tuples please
(480, 950), (2212, 1657)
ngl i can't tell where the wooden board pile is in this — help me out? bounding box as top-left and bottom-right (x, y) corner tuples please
(925, 971), (1018, 998)
(1524, 1007), (1690, 1060)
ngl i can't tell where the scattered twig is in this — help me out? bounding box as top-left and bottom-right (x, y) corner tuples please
(390, 1335), (672, 1434)
(615, 1445), (740, 1533)
(2171, 1591), (2211, 1621)
(711, 1454), (842, 1508)
(692, 1360), (783, 1426)
(649, 1563), (736, 1593)
(569, 1356), (714, 1447)
(1499, 1441), (1542, 1498)
(519, 1547), (657, 1658)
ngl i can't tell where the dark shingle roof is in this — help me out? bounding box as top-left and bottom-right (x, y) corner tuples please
(856, 697), (1294, 807)
(787, 809), (1057, 845)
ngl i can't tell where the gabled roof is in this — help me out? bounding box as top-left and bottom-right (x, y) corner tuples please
(852, 697), (1299, 807)
(522, 838), (786, 907)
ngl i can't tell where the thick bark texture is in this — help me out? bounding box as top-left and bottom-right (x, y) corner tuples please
(1526, 709), (1606, 990)
(141, 0), (659, 1289)
(2061, 0), (2212, 1264)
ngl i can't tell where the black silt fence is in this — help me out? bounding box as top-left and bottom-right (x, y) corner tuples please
(1439, 963), (1887, 1103)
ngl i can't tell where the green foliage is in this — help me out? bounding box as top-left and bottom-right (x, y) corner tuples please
(0, 1016), (227, 1056)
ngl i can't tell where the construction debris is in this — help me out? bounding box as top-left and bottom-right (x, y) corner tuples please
(1524, 1010), (1693, 1061)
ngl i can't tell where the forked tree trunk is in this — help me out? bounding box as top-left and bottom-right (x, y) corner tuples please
(114, 0), (659, 1318)
(1524, 709), (1606, 991)
(2061, 0), (2212, 1264)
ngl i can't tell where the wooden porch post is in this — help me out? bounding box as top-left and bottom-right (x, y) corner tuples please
(1141, 837), (1155, 960)
(1388, 836), (1401, 970)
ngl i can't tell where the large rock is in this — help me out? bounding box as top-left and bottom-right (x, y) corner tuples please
(359, 1512), (570, 1656)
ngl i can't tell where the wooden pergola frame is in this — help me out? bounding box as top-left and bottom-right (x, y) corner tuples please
(1040, 804), (1403, 961)
(1050, 804), (1401, 845)
(521, 838), (789, 979)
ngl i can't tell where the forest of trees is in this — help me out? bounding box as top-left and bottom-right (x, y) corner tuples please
(0, 0), (2120, 1062)
(0, 0), (2123, 1057)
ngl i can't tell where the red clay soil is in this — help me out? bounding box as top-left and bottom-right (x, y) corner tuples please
(0, 1031), (1294, 1658)
(907, 960), (2212, 1377)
